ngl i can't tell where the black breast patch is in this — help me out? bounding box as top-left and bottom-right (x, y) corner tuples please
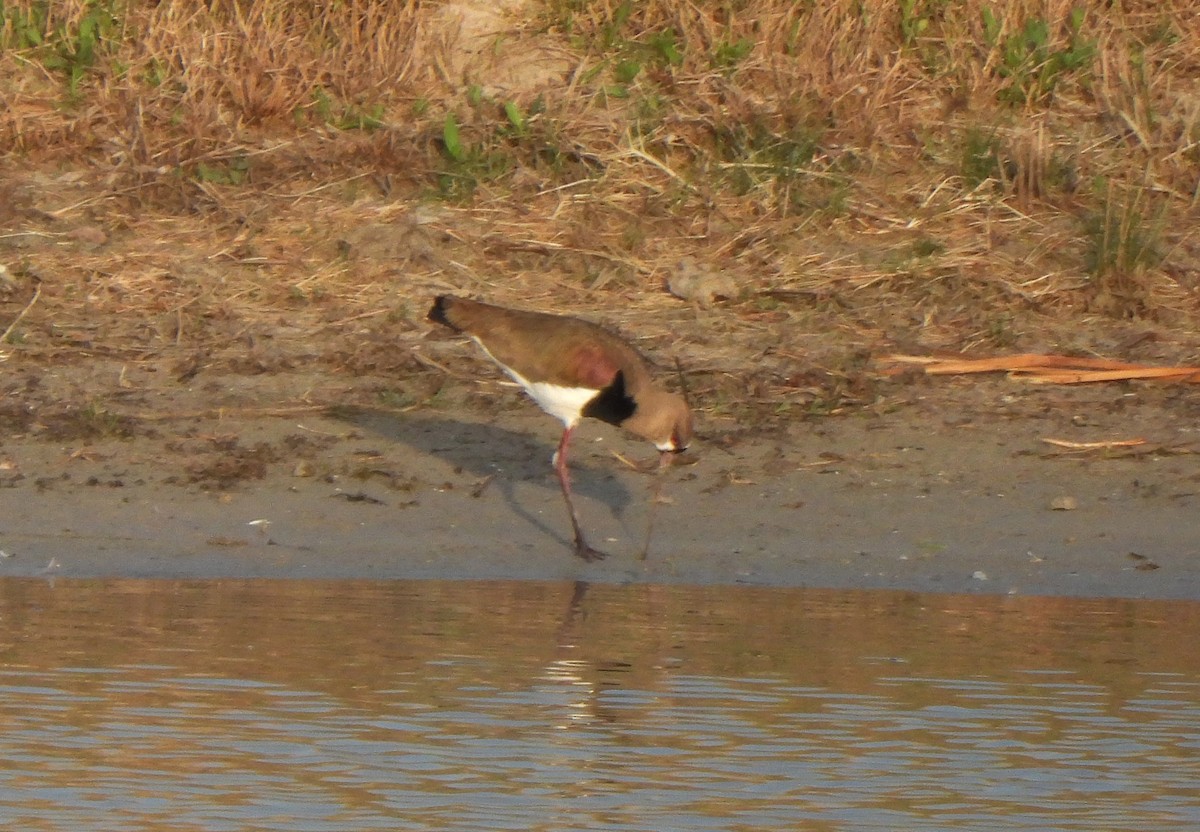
(582, 370), (637, 426)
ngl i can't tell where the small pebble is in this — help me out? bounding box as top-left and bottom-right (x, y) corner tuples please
(667, 257), (738, 307)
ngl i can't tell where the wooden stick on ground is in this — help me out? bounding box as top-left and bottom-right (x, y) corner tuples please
(881, 353), (1200, 384)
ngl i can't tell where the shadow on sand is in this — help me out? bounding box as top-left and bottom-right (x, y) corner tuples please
(333, 407), (640, 551)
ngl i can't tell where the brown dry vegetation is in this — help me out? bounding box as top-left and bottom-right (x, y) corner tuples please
(1, 0), (1199, 440)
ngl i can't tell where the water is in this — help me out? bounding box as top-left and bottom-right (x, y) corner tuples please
(0, 579), (1197, 831)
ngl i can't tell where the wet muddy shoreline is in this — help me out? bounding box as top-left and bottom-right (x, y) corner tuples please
(2, 393), (1196, 600)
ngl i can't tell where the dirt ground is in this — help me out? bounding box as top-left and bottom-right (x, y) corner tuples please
(2, 0), (1199, 599)
(1, 179), (1199, 601)
(1, 332), (1197, 598)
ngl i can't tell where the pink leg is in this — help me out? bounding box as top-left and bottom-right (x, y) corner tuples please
(554, 426), (606, 562)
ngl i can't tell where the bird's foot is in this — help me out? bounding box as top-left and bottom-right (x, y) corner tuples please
(574, 539), (609, 562)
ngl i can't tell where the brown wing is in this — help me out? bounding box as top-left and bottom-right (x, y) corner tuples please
(564, 342), (620, 389)
(430, 295), (653, 391)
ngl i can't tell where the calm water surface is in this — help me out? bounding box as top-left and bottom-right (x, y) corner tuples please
(0, 579), (1197, 831)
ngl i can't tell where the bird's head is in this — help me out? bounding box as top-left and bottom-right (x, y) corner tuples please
(625, 388), (692, 457)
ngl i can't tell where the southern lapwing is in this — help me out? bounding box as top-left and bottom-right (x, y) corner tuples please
(428, 295), (693, 561)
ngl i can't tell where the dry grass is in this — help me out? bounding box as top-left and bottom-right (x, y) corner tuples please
(2, 0), (1199, 424)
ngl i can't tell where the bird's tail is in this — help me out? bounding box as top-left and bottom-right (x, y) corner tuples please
(427, 295), (460, 331)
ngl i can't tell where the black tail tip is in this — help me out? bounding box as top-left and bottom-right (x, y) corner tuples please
(427, 295), (453, 328)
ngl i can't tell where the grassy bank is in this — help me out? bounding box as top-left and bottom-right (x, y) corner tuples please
(1, 0), (1198, 424)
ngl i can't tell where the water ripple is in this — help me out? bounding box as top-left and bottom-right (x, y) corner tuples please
(0, 579), (1197, 831)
